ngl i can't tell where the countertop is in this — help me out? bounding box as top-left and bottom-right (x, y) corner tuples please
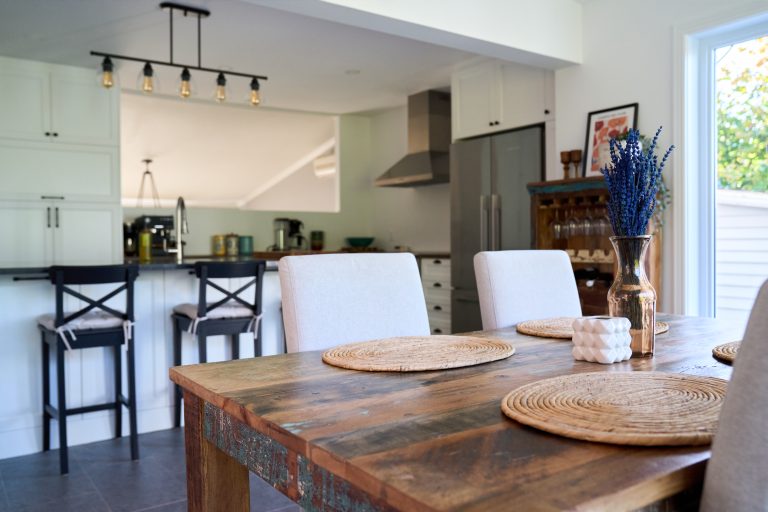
(1, 250), (450, 277)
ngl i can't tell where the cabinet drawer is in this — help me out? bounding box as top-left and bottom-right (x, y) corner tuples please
(424, 286), (451, 304)
(426, 300), (450, 316)
(0, 141), (118, 202)
(422, 277), (450, 293)
(421, 259), (451, 282)
(429, 316), (452, 335)
(428, 309), (451, 326)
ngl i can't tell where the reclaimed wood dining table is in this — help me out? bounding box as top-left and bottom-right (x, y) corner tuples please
(169, 314), (739, 511)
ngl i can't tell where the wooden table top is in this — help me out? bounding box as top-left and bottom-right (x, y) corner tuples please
(170, 314), (739, 511)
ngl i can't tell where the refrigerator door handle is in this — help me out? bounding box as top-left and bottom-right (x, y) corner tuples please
(480, 195), (489, 252)
(490, 194), (500, 250)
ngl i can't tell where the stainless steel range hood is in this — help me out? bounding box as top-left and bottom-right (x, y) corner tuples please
(375, 90), (451, 187)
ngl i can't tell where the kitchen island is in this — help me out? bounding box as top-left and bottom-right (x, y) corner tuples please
(0, 256), (283, 460)
(0, 250), (449, 460)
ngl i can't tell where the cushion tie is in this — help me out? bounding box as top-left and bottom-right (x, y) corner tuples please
(188, 316), (208, 335)
(55, 326), (76, 350)
(123, 320), (134, 342)
(247, 314), (263, 340)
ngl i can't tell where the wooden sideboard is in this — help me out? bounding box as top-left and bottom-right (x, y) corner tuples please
(527, 176), (662, 315)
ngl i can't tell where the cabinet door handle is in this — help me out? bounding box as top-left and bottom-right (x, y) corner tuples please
(55, 207), (59, 228)
(480, 195), (489, 251)
(44, 132), (51, 137)
(433, 328), (443, 334)
(433, 305), (443, 311)
(47, 207), (51, 228)
(490, 194), (500, 251)
(52, 132), (59, 137)
(433, 282), (442, 288)
(433, 259), (442, 265)
(40, 195), (65, 200)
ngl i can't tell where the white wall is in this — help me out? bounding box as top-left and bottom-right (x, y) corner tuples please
(554, 0), (768, 310)
(124, 115), (373, 253)
(368, 107), (451, 252)
(121, 93), (338, 211)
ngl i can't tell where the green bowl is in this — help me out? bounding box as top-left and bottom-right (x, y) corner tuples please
(346, 237), (375, 248)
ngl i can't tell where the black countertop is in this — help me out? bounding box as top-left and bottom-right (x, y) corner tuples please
(0, 251), (449, 278)
(0, 256), (279, 278)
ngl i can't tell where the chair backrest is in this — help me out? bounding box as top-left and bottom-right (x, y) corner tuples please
(279, 253), (430, 353)
(48, 264), (140, 327)
(473, 250), (581, 330)
(193, 260), (266, 318)
(700, 280), (768, 511)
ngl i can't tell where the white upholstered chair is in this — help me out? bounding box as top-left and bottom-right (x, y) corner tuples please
(279, 253), (431, 353)
(473, 250), (581, 330)
(700, 280), (768, 511)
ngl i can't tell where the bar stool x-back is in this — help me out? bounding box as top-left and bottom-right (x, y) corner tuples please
(172, 260), (266, 427)
(38, 264), (140, 474)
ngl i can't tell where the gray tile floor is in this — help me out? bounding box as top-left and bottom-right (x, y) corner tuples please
(0, 429), (300, 512)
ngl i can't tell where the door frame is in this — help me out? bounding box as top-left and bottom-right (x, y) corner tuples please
(672, 5), (768, 315)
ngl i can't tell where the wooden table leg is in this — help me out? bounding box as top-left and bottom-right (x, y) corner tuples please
(183, 391), (250, 512)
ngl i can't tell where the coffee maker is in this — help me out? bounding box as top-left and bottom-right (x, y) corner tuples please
(288, 219), (307, 249)
(272, 218), (307, 250)
(134, 215), (175, 255)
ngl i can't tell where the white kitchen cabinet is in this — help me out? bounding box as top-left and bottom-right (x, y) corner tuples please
(0, 59), (50, 142)
(452, 62), (501, 139)
(0, 56), (118, 146)
(0, 201), (53, 267)
(499, 64), (554, 131)
(0, 200), (121, 267)
(452, 60), (554, 141)
(54, 202), (122, 265)
(0, 140), (119, 202)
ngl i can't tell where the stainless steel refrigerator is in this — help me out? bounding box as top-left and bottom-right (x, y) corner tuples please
(450, 125), (544, 333)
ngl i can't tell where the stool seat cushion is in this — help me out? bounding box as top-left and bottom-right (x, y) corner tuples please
(173, 302), (254, 320)
(38, 311), (124, 332)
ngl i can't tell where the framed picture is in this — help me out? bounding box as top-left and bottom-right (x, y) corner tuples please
(583, 103), (638, 176)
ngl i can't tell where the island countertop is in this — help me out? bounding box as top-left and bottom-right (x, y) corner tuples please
(1, 250), (449, 277)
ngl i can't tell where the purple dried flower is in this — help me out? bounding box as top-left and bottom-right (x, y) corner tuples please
(600, 127), (675, 237)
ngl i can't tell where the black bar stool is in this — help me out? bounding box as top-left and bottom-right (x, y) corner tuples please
(38, 264), (140, 475)
(172, 260), (266, 427)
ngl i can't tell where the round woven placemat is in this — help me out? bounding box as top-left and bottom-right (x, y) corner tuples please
(712, 341), (740, 365)
(516, 317), (670, 339)
(501, 372), (727, 446)
(322, 335), (514, 372)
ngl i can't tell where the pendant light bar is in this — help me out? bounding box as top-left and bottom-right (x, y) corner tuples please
(91, 1), (267, 104)
(91, 52), (268, 81)
(91, 52), (269, 80)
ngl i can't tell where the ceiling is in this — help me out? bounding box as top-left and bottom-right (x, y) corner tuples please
(0, 0), (476, 114)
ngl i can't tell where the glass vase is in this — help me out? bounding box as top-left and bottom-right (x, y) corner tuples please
(608, 235), (656, 357)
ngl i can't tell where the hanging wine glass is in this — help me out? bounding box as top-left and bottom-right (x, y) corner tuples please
(550, 207), (563, 239)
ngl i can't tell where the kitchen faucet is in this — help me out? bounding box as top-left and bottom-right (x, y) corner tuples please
(169, 196), (189, 263)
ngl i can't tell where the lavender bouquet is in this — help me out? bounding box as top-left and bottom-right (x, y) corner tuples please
(601, 127), (674, 237)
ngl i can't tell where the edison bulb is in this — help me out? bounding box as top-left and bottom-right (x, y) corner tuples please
(102, 71), (114, 89)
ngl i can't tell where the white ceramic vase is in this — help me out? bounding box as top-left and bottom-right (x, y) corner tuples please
(571, 316), (632, 364)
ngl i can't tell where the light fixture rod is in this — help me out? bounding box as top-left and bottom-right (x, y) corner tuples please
(197, 13), (201, 68)
(169, 6), (174, 64)
(89, 51), (268, 80)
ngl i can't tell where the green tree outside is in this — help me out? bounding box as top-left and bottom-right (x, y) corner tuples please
(716, 36), (768, 192)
